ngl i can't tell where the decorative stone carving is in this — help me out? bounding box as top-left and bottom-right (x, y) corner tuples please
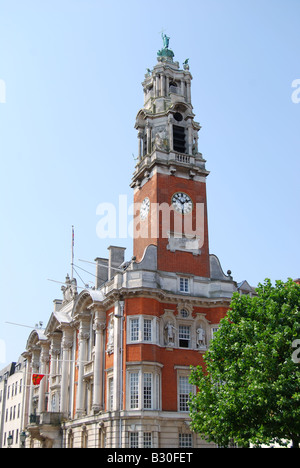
(183, 59), (190, 70)
(93, 321), (106, 333)
(78, 331), (90, 342)
(62, 338), (73, 350)
(106, 316), (114, 355)
(61, 274), (78, 304)
(154, 129), (169, 152)
(167, 233), (202, 256)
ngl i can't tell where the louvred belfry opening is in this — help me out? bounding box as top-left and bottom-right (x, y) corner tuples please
(173, 125), (186, 153)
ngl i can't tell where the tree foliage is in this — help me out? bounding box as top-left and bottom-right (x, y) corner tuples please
(189, 279), (300, 448)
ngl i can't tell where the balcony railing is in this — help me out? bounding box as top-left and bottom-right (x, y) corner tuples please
(29, 412), (63, 426)
(83, 360), (94, 378)
(175, 153), (191, 164)
(29, 413), (40, 425)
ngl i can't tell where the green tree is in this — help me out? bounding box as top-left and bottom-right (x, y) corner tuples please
(189, 278), (300, 448)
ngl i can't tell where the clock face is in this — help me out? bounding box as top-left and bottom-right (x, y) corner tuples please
(140, 197), (150, 220)
(172, 192), (193, 214)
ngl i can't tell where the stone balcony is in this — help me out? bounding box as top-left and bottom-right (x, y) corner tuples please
(83, 360), (94, 379)
(27, 412), (64, 448)
(131, 149), (209, 189)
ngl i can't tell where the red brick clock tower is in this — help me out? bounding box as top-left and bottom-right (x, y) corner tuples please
(131, 39), (210, 278)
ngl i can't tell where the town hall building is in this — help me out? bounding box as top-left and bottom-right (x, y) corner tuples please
(21, 37), (254, 448)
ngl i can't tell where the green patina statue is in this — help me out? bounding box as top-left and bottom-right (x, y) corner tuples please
(157, 33), (174, 61)
(162, 33), (170, 49)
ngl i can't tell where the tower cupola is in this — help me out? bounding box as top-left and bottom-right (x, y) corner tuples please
(132, 35), (208, 190)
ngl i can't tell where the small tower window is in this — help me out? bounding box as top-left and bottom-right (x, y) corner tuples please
(179, 277), (189, 293)
(169, 81), (178, 93)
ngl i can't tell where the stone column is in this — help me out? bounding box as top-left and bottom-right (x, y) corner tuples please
(187, 80), (191, 103)
(155, 75), (160, 97)
(166, 76), (170, 95)
(146, 123), (152, 155)
(112, 314), (120, 412)
(181, 80), (185, 97)
(38, 343), (50, 414)
(112, 299), (125, 416)
(60, 327), (73, 416)
(28, 350), (40, 417)
(138, 131), (143, 161)
(168, 115), (173, 152)
(160, 74), (165, 97)
(187, 124), (193, 155)
(92, 308), (106, 413)
(49, 332), (61, 387)
(75, 319), (90, 418)
(26, 354), (32, 422)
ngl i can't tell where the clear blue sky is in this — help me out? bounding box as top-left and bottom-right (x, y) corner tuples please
(0, 0), (299, 366)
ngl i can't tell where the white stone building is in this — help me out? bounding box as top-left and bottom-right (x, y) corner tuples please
(0, 357), (27, 448)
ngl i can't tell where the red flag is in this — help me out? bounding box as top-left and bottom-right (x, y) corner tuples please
(32, 374), (45, 386)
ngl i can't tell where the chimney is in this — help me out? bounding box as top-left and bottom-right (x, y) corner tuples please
(94, 257), (109, 289)
(53, 299), (63, 312)
(108, 246), (126, 281)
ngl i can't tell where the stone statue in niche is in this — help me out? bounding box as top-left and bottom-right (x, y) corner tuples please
(106, 317), (114, 354)
(196, 326), (206, 348)
(164, 321), (176, 346)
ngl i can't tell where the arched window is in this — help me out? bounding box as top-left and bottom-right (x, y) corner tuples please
(169, 81), (178, 94)
(81, 427), (88, 448)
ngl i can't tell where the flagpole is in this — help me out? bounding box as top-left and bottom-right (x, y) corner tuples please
(71, 225), (74, 280)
